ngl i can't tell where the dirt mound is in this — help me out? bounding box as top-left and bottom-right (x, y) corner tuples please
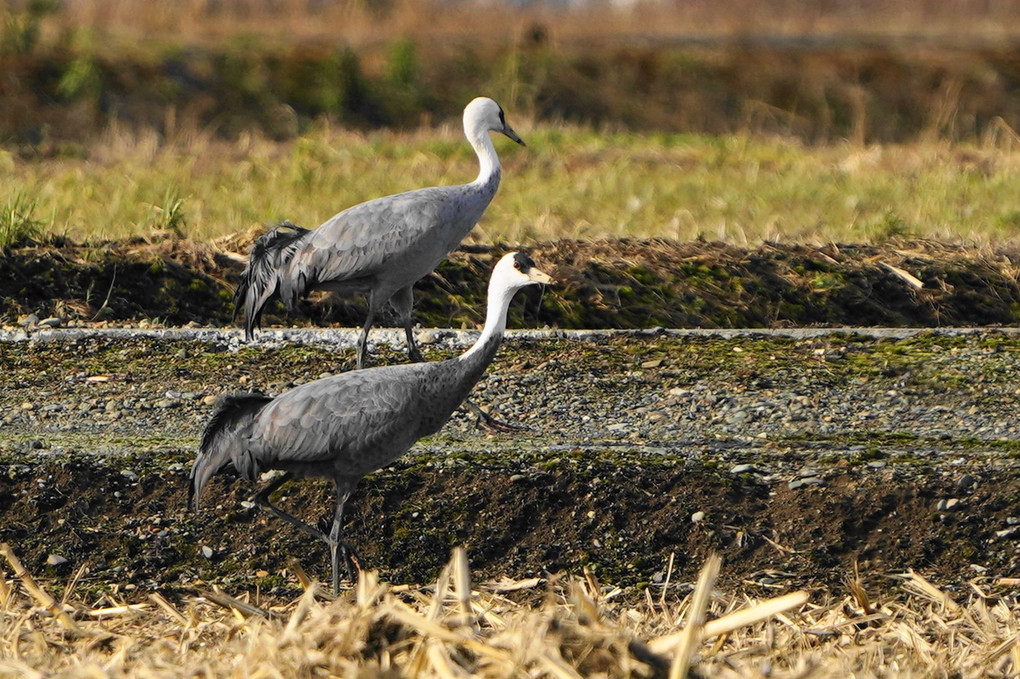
(3, 237), (1020, 331)
(3, 451), (1018, 600)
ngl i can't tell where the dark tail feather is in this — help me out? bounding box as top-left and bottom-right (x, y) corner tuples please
(189, 392), (274, 511)
(233, 221), (312, 341)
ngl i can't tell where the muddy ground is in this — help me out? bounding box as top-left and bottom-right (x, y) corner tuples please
(1, 238), (1020, 604)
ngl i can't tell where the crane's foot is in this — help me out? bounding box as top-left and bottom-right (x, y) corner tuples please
(464, 399), (530, 433)
(330, 540), (364, 594)
(343, 543), (363, 583)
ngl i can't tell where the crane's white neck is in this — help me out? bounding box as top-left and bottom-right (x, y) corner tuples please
(459, 279), (519, 363)
(467, 125), (501, 186)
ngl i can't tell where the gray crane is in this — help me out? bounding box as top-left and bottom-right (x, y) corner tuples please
(233, 96), (525, 369)
(191, 252), (552, 593)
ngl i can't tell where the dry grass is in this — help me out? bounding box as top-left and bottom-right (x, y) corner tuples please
(2, 544), (1018, 678)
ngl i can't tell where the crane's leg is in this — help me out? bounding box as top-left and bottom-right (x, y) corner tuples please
(251, 472), (329, 543)
(328, 482), (362, 594)
(390, 285), (424, 363)
(357, 291), (379, 370)
(252, 473), (362, 593)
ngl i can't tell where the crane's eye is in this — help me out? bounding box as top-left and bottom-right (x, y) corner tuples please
(513, 260), (521, 270)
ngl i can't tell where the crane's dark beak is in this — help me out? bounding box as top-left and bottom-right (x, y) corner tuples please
(503, 124), (526, 147)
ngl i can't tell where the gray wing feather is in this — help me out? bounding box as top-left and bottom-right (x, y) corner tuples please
(190, 392), (273, 509)
(280, 188), (453, 299)
(250, 367), (427, 474)
(235, 222), (313, 337)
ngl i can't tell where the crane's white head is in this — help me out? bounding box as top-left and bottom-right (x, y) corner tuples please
(464, 97), (525, 147)
(490, 251), (552, 294)
(461, 251), (552, 360)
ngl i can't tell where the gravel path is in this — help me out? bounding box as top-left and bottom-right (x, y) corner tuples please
(4, 326), (1019, 469)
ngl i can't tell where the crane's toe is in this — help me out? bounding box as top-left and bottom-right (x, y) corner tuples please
(329, 540), (364, 593)
(465, 399), (530, 433)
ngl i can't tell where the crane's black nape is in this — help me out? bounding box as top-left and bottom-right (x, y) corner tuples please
(512, 251), (537, 274)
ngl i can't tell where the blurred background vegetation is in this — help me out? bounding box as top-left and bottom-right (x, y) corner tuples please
(5, 0), (1020, 147)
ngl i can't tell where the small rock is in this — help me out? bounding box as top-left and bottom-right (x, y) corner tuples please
(121, 470), (140, 482)
(789, 476), (824, 490)
(945, 498), (961, 510)
(730, 464), (766, 475)
(691, 511), (706, 523)
(38, 317), (65, 329)
(19, 314), (39, 327)
(956, 474), (976, 491)
(201, 546), (215, 559)
(641, 358), (663, 369)
(46, 554), (68, 567)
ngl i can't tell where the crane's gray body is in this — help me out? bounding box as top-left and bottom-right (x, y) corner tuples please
(233, 97), (524, 368)
(277, 173), (500, 309)
(189, 332), (499, 508)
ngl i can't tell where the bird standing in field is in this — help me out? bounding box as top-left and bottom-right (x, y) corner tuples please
(191, 252), (552, 593)
(234, 96), (525, 369)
